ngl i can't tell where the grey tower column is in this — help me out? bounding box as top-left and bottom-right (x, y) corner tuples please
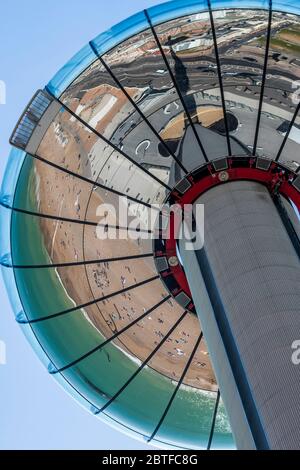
(180, 181), (300, 449)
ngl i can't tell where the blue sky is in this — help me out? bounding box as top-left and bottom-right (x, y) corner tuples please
(0, 0), (163, 450)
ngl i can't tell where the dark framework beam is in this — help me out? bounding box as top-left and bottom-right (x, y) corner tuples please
(30, 150), (160, 211)
(50, 295), (171, 374)
(17, 275), (159, 324)
(207, 0), (232, 157)
(252, 0), (273, 156)
(147, 332), (204, 443)
(94, 309), (188, 414)
(207, 389), (220, 450)
(1, 252), (153, 270)
(144, 9), (209, 164)
(0, 201), (152, 234)
(275, 101), (300, 162)
(89, 41), (189, 175)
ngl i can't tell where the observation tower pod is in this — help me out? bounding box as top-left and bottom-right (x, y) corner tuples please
(2, 0), (300, 450)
